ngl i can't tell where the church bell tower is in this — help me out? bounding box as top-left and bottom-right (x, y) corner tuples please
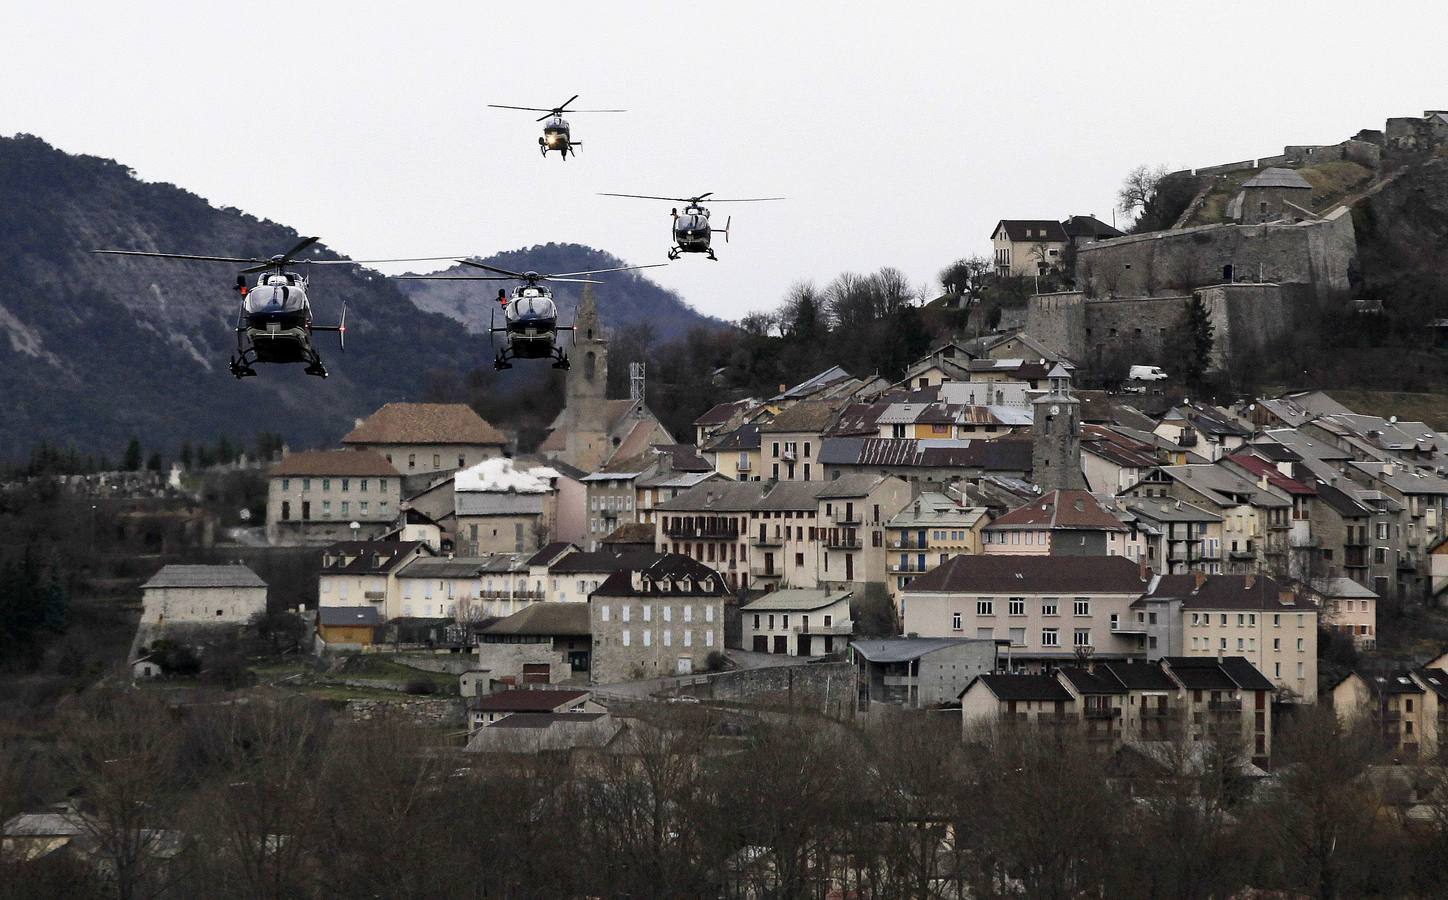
(1032, 363), (1086, 491)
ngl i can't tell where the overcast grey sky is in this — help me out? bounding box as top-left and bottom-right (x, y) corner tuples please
(4, 0), (1446, 323)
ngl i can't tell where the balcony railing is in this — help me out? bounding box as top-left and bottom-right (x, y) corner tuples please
(665, 525), (739, 540)
(1208, 699), (1242, 712)
(751, 533), (785, 547)
(1141, 707), (1180, 720)
(480, 589), (544, 601)
(1083, 707), (1121, 720)
(835, 515), (864, 526)
(825, 536), (863, 550)
(736, 459), (753, 472)
(888, 562), (930, 574)
(888, 539), (929, 550)
(363, 591), (385, 601)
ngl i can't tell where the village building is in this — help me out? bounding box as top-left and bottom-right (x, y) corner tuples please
(467, 688), (599, 732)
(266, 449), (401, 545)
(701, 423), (762, 482)
(981, 488), (1135, 559)
(588, 555), (728, 683)
(759, 401), (841, 481)
(341, 402), (508, 478)
(139, 564), (267, 625)
(1133, 572), (1319, 702)
(884, 492), (989, 604)
(850, 637), (1000, 709)
(316, 540), (432, 622)
(477, 601), (593, 685)
(1314, 575), (1379, 649)
(739, 588), (853, 656)
(1115, 497), (1225, 575)
(316, 605), (381, 648)
(990, 219), (1068, 277)
(898, 554), (1152, 668)
(453, 457), (563, 555)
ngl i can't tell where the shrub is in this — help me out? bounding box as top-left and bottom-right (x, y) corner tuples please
(403, 679), (437, 696)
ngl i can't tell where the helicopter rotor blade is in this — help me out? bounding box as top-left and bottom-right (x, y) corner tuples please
(546, 263), (667, 278)
(456, 259), (531, 279)
(597, 193), (696, 203)
(303, 256), (479, 266)
(280, 236), (321, 262)
(546, 277), (605, 284)
(558, 94), (580, 111)
(565, 109), (627, 113)
(239, 261), (284, 275)
(91, 249), (266, 264)
(487, 104), (557, 113)
(697, 197), (786, 203)
(394, 275), (514, 281)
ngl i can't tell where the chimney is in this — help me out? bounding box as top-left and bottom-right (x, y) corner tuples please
(1139, 558), (1152, 582)
(779, 383), (787, 394)
(1193, 570), (1207, 590)
(1244, 574), (1256, 590)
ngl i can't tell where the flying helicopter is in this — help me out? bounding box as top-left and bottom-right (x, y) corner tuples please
(399, 259), (664, 370)
(486, 95), (625, 160)
(598, 192), (785, 260)
(92, 237), (461, 379)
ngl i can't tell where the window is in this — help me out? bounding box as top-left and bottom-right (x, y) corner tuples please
(282, 478), (290, 491)
(601, 605), (610, 622)
(622, 629), (631, 647)
(341, 478), (350, 492)
(1041, 628), (1060, 647)
(340, 501), (349, 515)
(1042, 598), (1058, 616)
(407, 453), (416, 470)
(1273, 638), (1280, 651)
(1296, 637), (1304, 651)
(1009, 598), (1025, 616)
(1009, 627), (1026, 646)
(322, 501), (331, 516)
(977, 598), (994, 616)
(1237, 638), (1244, 650)
(302, 478), (312, 491)
(952, 612), (962, 631)
(1074, 629), (1091, 647)
(622, 606), (631, 623)
(360, 502), (368, 514)
(1273, 614), (1281, 627)
(706, 630), (714, 647)
(643, 630), (651, 647)
(683, 630), (692, 647)
(706, 606), (714, 623)
(643, 605), (652, 622)
(1073, 598), (1090, 617)
(663, 630), (672, 647)
(433, 454), (441, 469)
(663, 606), (672, 623)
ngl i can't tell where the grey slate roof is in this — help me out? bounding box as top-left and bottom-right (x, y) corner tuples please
(318, 606), (382, 626)
(142, 565), (266, 590)
(741, 588), (852, 612)
(481, 602), (590, 637)
(456, 492), (546, 516)
(396, 557), (490, 579)
(656, 480), (824, 513)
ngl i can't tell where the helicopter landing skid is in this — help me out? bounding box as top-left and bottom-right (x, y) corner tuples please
(229, 350), (258, 379)
(667, 248), (680, 260)
(551, 349), (571, 370)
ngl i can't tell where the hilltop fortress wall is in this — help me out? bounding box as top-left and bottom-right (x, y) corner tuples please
(1071, 207), (1356, 303)
(1026, 283), (1288, 374)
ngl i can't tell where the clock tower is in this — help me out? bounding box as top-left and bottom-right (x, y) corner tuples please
(1032, 363), (1086, 491)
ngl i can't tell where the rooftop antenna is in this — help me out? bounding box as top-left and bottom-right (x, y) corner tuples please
(629, 361), (646, 403)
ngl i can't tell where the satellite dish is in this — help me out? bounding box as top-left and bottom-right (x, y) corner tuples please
(239, 509), (252, 522)
(349, 521), (361, 531)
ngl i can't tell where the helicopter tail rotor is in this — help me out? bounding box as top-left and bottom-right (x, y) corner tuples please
(338, 300), (347, 352)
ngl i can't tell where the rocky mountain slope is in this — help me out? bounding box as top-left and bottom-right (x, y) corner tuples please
(0, 135), (715, 459)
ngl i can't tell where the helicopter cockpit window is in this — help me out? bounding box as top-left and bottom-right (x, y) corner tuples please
(245, 283), (304, 315)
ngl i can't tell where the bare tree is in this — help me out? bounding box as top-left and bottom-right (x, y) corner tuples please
(1118, 164), (1168, 220)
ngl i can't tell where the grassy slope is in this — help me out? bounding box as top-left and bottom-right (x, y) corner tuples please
(1324, 389), (1448, 430)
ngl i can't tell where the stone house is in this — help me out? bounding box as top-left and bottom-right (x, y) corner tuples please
(588, 555), (728, 683)
(342, 402), (508, 479)
(467, 688), (599, 733)
(1119, 465), (1291, 576)
(899, 554), (1152, 667)
(850, 637), (1000, 709)
(477, 601), (593, 684)
(990, 219), (1068, 277)
(317, 540), (432, 622)
(139, 564), (267, 625)
(266, 450), (401, 545)
(453, 457), (563, 555)
(1115, 497), (1225, 575)
(740, 588), (853, 656)
(1227, 167), (1314, 224)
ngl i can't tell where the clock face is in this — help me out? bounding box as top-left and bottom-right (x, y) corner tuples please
(1050, 404), (1061, 416)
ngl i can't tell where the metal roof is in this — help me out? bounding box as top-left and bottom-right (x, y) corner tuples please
(1241, 167), (1313, 190)
(741, 588), (852, 612)
(317, 605), (382, 626)
(850, 637), (993, 663)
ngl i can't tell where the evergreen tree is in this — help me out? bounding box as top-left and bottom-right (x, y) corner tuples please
(146, 452), (162, 473)
(122, 437), (142, 471)
(178, 441), (193, 469)
(1183, 293), (1215, 387)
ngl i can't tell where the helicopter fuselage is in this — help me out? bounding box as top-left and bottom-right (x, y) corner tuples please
(502, 285), (560, 358)
(240, 274), (316, 363)
(673, 205), (715, 253)
(540, 116), (572, 156)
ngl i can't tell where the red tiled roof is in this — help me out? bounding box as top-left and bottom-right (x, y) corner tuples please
(343, 403), (507, 447)
(1226, 454), (1316, 496)
(270, 450), (399, 478)
(985, 489), (1127, 531)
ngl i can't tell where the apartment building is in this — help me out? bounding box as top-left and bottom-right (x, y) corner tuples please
(883, 492), (989, 603)
(1116, 497), (1224, 574)
(899, 555), (1152, 667)
(316, 541), (432, 622)
(588, 555), (729, 683)
(980, 489), (1137, 559)
(267, 450), (401, 545)
(740, 588), (853, 656)
(1133, 573), (1318, 702)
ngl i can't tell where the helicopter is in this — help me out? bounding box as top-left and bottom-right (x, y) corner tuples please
(92, 237), (461, 379)
(599, 192), (784, 260)
(486, 95), (625, 160)
(399, 259), (664, 370)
